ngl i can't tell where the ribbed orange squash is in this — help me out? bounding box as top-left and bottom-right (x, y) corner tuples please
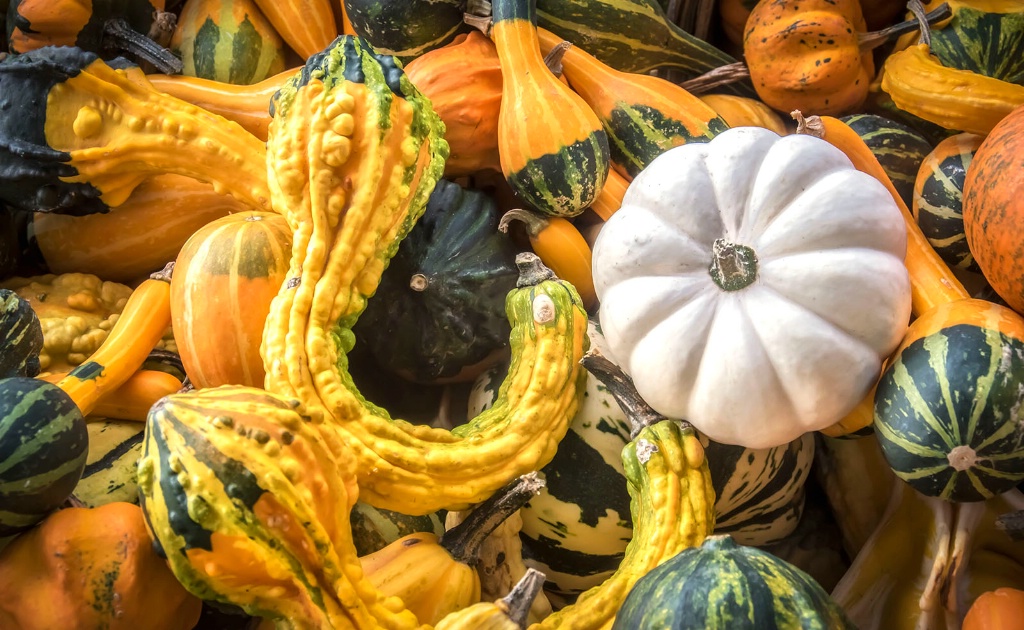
(171, 212), (292, 389)
(963, 104), (1024, 314)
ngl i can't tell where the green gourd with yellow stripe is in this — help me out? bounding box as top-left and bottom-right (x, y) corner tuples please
(73, 418), (146, 507)
(171, 0), (287, 85)
(841, 114), (933, 210)
(491, 0), (611, 218)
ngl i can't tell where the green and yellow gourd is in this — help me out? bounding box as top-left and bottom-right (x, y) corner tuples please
(490, 0), (611, 218)
(536, 28), (728, 180)
(171, 0), (287, 85)
(0, 47), (270, 215)
(139, 35), (589, 626)
(73, 418), (146, 508)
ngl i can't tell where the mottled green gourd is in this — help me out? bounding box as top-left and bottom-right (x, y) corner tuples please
(0, 289), (44, 378)
(612, 535), (855, 629)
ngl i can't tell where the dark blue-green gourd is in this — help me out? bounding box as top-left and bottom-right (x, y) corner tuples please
(0, 289), (43, 378)
(612, 535), (855, 629)
(842, 113), (933, 209)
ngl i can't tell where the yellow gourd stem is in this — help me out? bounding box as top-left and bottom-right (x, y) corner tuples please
(499, 209), (597, 310)
(880, 44), (1024, 136)
(41, 369), (182, 421)
(589, 169), (629, 221)
(798, 113), (970, 315)
(55, 267), (173, 416)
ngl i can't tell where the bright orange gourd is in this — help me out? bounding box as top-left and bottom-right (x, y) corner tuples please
(171, 212), (292, 389)
(964, 588), (1024, 630)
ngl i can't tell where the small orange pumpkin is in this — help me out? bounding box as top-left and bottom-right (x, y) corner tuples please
(964, 588), (1024, 630)
(962, 104), (1024, 314)
(171, 211), (292, 389)
(0, 502), (202, 630)
(743, 0), (874, 116)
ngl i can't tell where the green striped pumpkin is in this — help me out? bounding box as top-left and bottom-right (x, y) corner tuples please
(171, 0), (287, 85)
(841, 113), (933, 209)
(874, 323), (1024, 502)
(73, 418), (146, 508)
(343, 0), (469, 65)
(928, 5), (1024, 86)
(349, 502), (446, 556)
(536, 0), (754, 97)
(0, 377), (88, 539)
(469, 321), (816, 601)
(0, 289), (43, 378)
(611, 535), (855, 629)
(913, 132), (985, 272)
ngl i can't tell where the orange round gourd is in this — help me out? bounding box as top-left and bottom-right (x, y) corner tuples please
(171, 211), (292, 389)
(963, 104), (1024, 314)
(964, 588), (1024, 630)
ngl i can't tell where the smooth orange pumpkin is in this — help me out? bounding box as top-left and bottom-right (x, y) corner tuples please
(0, 502), (201, 630)
(404, 32), (504, 176)
(963, 104), (1024, 314)
(744, 0), (874, 116)
(171, 211), (292, 389)
(964, 588), (1024, 630)
(33, 174), (247, 283)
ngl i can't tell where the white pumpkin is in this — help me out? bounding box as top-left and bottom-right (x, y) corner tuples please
(592, 126), (911, 449)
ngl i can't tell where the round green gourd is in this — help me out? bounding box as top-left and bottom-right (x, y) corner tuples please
(912, 132), (984, 273)
(874, 323), (1024, 502)
(0, 377), (88, 539)
(352, 179), (520, 383)
(0, 289), (43, 378)
(343, 0), (469, 65)
(841, 113), (933, 210)
(611, 535), (855, 629)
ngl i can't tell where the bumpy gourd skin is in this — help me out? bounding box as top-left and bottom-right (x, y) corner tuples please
(533, 421), (715, 630)
(261, 36), (589, 515)
(0, 46), (270, 214)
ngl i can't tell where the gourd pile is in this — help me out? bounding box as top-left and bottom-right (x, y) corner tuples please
(2, 0), (1024, 628)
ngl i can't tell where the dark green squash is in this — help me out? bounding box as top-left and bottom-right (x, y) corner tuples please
(0, 377), (88, 539)
(841, 113), (933, 209)
(343, 0), (469, 64)
(611, 535), (855, 629)
(928, 5), (1024, 85)
(874, 323), (1024, 502)
(913, 132), (984, 273)
(535, 0), (755, 96)
(0, 289), (43, 378)
(351, 179), (520, 383)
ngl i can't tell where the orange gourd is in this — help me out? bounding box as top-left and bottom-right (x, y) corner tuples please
(404, 32), (504, 176)
(33, 174), (248, 283)
(0, 502), (202, 630)
(171, 212), (292, 389)
(962, 104), (1024, 314)
(698, 94), (789, 135)
(964, 588), (1024, 630)
(251, 0), (338, 59)
(744, 0), (874, 116)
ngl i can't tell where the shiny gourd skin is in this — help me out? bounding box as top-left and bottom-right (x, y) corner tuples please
(491, 0), (611, 218)
(6, 0), (165, 54)
(744, 0), (874, 116)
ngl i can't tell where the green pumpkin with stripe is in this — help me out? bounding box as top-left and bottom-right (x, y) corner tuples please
(171, 0), (287, 85)
(611, 535), (855, 629)
(73, 418), (145, 507)
(913, 132), (985, 273)
(0, 289), (43, 379)
(0, 377), (88, 541)
(343, 0), (469, 65)
(469, 320), (816, 601)
(874, 307), (1024, 502)
(926, 2), (1024, 86)
(841, 113), (933, 210)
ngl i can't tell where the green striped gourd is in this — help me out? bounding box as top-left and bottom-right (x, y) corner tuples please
(875, 319), (1024, 502)
(350, 502), (446, 556)
(913, 132), (985, 272)
(343, 0), (469, 65)
(469, 322), (817, 600)
(0, 289), (43, 378)
(171, 0), (287, 85)
(0, 377), (88, 540)
(842, 114), (933, 209)
(927, 4), (1024, 86)
(611, 535), (855, 629)
(536, 0), (754, 96)
(73, 418), (146, 507)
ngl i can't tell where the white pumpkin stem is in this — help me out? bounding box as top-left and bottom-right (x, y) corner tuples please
(709, 239), (758, 291)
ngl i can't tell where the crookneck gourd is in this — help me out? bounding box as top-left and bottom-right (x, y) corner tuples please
(0, 46), (270, 215)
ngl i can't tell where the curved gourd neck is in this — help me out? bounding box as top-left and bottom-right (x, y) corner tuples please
(537, 27), (613, 82)
(492, 0), (539, 25)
